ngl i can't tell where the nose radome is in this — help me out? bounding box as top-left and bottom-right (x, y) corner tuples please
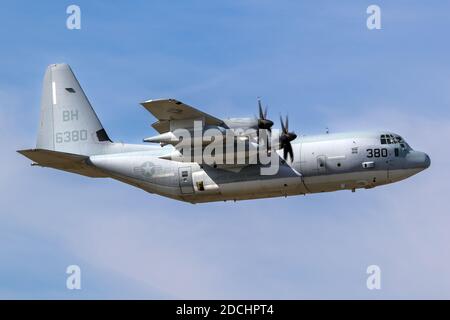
(424, 153), (431, 168)
(406, 151), (430, 170)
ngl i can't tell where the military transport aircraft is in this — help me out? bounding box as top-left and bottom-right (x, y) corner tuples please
(18, 64), (430, 203)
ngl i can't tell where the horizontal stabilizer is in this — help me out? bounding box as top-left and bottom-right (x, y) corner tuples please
(17, 149), (107, 178)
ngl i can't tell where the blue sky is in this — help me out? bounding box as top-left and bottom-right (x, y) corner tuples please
(1, 0), (450, 299)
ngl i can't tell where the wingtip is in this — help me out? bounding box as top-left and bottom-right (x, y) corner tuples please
(17, 149), (33, 155)
(140, 98), (180, 107)
(140, 99), (150, 105)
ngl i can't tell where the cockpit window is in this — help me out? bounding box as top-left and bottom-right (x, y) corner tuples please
(380, 134), (412, 151)
(380, 134), (403, 145)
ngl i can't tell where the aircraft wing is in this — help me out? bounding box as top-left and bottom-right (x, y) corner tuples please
(141, 99), (224, 133)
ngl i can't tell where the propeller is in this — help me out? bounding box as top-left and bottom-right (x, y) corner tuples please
(279, 115), (297, 162)
(257, 98), (274, 132)
(256, 98), (274, 151)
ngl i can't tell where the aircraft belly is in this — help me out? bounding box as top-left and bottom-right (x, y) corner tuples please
(109, 173), (183, 199)
(303, 170), (389, 193)
(222, 177), (305, 196)
(182, 163), (309, 203)
(181, 176), (307, 203)
(387, 168), (422, 183)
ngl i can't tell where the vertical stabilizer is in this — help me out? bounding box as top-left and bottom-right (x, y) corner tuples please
(36, 63), (112, 155)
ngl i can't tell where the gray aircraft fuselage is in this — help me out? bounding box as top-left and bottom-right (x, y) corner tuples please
(87, 131), (430, 203)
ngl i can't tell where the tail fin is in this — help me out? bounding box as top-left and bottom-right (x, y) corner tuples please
(37, 63), (112, 155)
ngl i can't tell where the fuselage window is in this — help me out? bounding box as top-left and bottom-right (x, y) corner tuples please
(394, 148), (399, 157)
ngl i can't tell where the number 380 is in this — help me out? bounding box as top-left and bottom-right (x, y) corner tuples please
(366, 148), (388, 158)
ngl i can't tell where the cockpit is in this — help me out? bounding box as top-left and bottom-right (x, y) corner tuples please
(380, 133), (412, 151)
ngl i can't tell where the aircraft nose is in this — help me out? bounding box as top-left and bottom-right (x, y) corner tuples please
(424, 153), (431, 168)
(406, 151), (431, 169)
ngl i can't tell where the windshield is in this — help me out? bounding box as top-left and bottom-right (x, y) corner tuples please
(380, 134), (412, 150)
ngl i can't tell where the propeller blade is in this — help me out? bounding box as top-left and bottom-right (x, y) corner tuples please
(286, 142), (293, 162)
(280, 115), (286, 133)
(278, 114), (296, 162)
(281, 141), (293, 161)
(258, 99), (264, 119)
